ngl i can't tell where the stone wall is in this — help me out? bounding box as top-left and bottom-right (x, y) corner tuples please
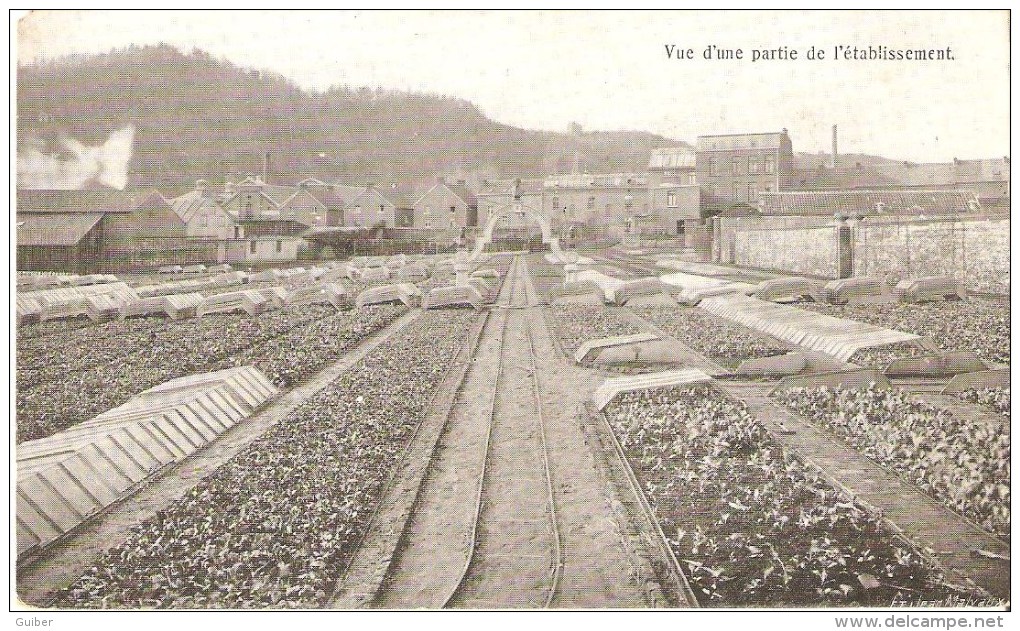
(716, 213), (1009, 294)
(718, 215), (838, 277)
(855, 215), (1009, 294)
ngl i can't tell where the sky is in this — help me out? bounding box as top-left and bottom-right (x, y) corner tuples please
(15, 9), (1011, 163)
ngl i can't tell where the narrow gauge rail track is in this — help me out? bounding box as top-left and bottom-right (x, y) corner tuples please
(372, 256), (562, 609)
(444, 255), (562, 609)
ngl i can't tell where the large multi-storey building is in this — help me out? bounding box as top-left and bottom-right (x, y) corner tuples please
(695, 130), (794, 212)
(542, 173), (648, 231)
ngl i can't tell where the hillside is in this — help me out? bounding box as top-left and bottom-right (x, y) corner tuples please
(17, 45), (675, 192)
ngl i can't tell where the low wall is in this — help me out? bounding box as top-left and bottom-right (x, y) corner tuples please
(717, 212), (1009, 294)
(855, 215), (1009, 294)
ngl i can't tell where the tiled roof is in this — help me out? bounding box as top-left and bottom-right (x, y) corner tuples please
(759, 189), (978, 216)
(17, 213), (104, 246)
(416, 181), (478, 207)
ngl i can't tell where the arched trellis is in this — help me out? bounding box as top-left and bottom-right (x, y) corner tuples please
(469, 201), (567, 261)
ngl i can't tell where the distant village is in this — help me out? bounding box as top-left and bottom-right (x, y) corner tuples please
(16, 126), (1010, 274)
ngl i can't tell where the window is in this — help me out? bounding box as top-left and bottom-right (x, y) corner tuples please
(234, 226), (241, 239)
(587, 196), (595, 210)
(747, 183), (758, 202)
(666, 191), (678, 208)
(708, 158), (718, 176)
(732, 182), (742, 201)
(450, 206), (457, 215)
(676, 220), (685, 236)
(250, 240), (257, 254)
(731, 158), (741, 175)
(624, 195), (634, 208)
(605, 203), (612, 218)
(276, 240), (283, 253)
(748, 156), (761, 174)
(552, 196), (560, 209)
(765, 155), (776, 174)
(199, 215), (208, 227)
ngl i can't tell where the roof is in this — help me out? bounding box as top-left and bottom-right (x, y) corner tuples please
(759, 189), (978, 216)
(17, 213), (104, 246)
(415, 181), (478, 208)
(696, 132), (788, 152)
(478, 179), (544, 197)
(168, 190), (228, 223)
(648, 146), (696, 170)
(261, 184), (299, 206)
(791, 166), (901, 190)
(16, 189), (146, 214)
(871, 162), (957, 188)
(544, 173), (647, 189)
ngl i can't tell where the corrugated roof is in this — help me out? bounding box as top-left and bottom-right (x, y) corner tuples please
(648, 146), (696, 170)
(17, 213), (103, 246)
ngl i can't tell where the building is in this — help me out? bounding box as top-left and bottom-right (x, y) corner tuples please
(646, 146), (703, 241)
(542, 173), (648, 233)
(17, 189), (188, 272)
(696, 130), (794, 212)
(169, 180), (235, 240)
(476, 178), (545, 231)
(220, 176), (280, 219)
(342, 183), (415, 229)
(758, 189), (980, 217)
(412, 177), (479, 229)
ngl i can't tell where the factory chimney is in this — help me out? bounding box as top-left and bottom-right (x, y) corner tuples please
(831, 125), (838, 170)
(262, 152), (271, 184)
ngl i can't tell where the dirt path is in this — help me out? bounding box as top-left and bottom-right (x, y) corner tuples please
(369, 256), (662, 608)
(448, 262), (557, 609)
(520, 261), (663, 608)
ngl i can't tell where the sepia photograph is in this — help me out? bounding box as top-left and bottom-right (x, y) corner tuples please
(9, 8), (1012, 623)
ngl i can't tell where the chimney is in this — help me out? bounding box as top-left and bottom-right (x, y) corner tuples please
(262, 152), (271, 184)
(196, 179), (208, 195)
(831, 125), (838, 170)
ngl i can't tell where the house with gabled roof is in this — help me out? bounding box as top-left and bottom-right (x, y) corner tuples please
(220, 176), (280, 219)
(169, 180), (235, 240)
(278, 186), (329, 227)
(342, 183), (414, 228)
(412, 177), (478, 229)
